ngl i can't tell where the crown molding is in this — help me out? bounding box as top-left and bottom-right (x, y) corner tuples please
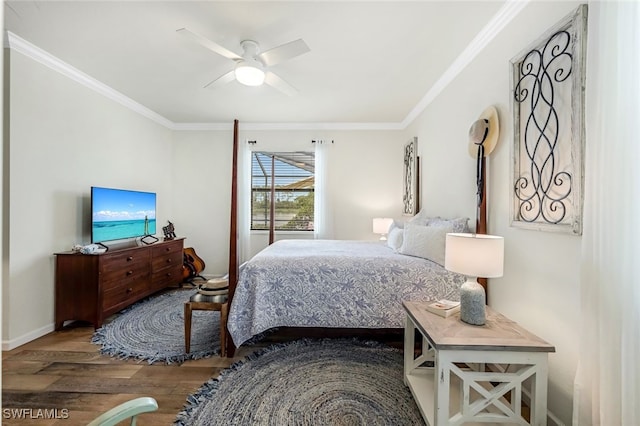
(172, 121), (404, 131)
(5, 31), (174, 129)
(6, 0), (527, 133)
(401, 0), (529, 128)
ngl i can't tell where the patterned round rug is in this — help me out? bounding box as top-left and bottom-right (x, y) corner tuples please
(92, 289), (221, 364)
(175, 338), (425, 425)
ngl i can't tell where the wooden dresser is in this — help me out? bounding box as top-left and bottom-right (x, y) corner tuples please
(54, 238), (184, 330)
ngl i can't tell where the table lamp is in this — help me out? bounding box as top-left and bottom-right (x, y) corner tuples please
(372, 218), (393, 241)
(444, 233), (504, 325)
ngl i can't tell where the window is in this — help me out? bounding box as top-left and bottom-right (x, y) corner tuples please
(251, 151), (315, 231)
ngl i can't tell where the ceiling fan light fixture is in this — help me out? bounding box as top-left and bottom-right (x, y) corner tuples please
(235, 60), (265, 86)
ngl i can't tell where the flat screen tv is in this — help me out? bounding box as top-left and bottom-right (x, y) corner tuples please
(91, 186), (156, 243)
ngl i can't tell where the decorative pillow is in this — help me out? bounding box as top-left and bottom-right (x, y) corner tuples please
(399, 222), (454, 266)
(391, 219), (404, 229)
(428, 217), (470, 233)
(407, 210), (431, 226)
(387, 226), (404, 251)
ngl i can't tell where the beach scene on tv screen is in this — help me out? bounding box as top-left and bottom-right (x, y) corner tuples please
(92, 188), (156, 242)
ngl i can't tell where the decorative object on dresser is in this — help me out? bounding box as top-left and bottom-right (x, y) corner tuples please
(403, 301), (555, 425)
(162, 220), (177, 240)
(510, 5), (587, 235)
(54, 238), (184, 330)
(176, 338), (423, 426)
(372, 217), (393, 241)
(444, 233), (504, 325)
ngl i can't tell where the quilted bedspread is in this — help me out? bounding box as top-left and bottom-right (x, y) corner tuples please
(228, 239), (464, 346)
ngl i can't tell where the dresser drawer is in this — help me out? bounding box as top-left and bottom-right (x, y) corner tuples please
(100, 249), (149, 282)
(151, 250), (182, 273)
(102, 274), (150, 312)
(151, 266), (182, 288)
(150, 240), (182, 258)
(100, 262), (148, 284)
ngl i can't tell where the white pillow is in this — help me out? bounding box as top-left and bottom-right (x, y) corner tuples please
(387, 226), (403, 251)
(399, 222), (454, 266)
(407, 210), (431, 226)
(429, 217), (470, 233)
(408, 212), (470, 233)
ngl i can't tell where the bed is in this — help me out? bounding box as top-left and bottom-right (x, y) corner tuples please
(228, 236), (466, 346)
(224, 120), (487, 353)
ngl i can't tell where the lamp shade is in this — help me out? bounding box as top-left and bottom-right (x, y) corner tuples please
(445, 233), (504, 278)
(372, 218), (393, 235)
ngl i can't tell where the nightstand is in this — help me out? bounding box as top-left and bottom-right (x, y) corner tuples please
(403, 301), (555, 425)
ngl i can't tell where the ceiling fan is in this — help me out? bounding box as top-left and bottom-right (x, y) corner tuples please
(177, 28), (310, 96)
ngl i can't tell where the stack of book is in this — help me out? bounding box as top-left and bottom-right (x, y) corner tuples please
(424, 299), (460, 318)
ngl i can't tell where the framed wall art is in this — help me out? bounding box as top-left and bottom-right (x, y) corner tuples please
(403, 137), (418, 215)
(509, 5), (587, 235)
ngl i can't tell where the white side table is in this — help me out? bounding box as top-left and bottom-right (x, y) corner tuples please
(403, 301), (555, 425)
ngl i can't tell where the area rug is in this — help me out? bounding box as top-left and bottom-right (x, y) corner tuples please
(92, 289), (221, 364)
(175, 338), (425, 425)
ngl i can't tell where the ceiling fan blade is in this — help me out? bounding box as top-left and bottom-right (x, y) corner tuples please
(204, 70), (236, 89)
(264, 71), (298, 96)
(177, 28), (242, 61)
(258, 39), (310, 67)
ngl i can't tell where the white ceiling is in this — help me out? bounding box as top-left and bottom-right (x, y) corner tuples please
(4, 1), (513, 128)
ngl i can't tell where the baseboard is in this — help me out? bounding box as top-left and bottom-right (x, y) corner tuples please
(2, 323), (55, 351)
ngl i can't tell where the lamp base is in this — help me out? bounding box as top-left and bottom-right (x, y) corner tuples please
(460, 278), (486, 326)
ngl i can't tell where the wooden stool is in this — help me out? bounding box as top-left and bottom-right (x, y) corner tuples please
(184, 292), (229, 357)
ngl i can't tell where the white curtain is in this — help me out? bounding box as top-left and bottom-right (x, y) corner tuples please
(314, 140), (334, 239)
(237, 140), (252, 264)
(573, 2), (640, 425)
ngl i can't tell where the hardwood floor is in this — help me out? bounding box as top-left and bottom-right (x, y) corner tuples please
(2, 313), (404, 425)
(1, 322), (265, 425)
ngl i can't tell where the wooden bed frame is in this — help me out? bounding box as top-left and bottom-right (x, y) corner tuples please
(224, 119), (487, 355)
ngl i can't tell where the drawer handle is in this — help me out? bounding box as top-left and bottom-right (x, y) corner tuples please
(127, 256), (134, 262)
(126, 270), (134, 276)
(126, 288), (133, 293)
(166, 272), (172, 277)
(165, 247), (170, 252)
(166, 258), (172, 263)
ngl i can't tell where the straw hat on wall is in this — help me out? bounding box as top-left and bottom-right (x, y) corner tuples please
(468, 106), (499, 158)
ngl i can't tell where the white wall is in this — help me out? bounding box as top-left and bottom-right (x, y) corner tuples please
(3, 50), (174, 348)
(171, 129), (405, 272)
(170, 130), (233, 275)
(406, 1), (583, 423)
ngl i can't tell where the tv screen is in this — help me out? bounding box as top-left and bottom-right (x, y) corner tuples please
(91, 187), (157, 243)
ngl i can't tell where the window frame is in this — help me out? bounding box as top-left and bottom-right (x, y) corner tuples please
(250, 151), (315, 232)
